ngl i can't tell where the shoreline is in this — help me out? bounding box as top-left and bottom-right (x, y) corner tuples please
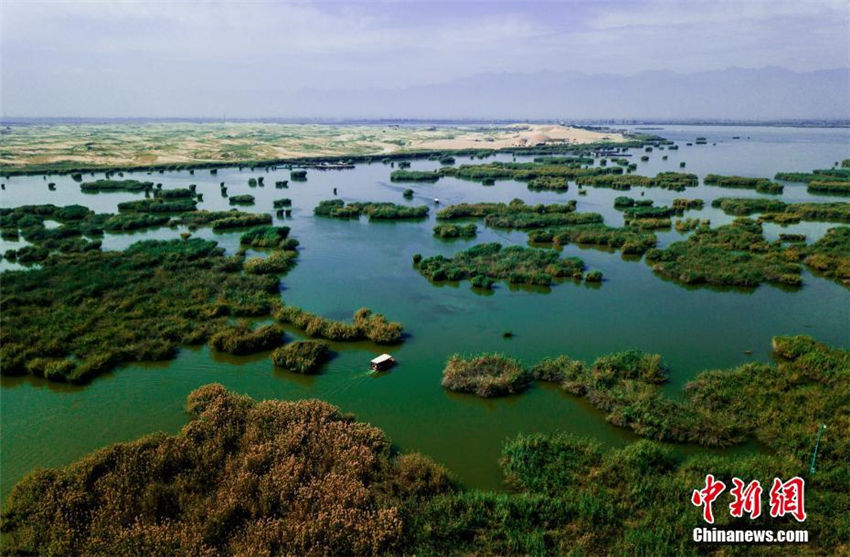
(0, 124), (642, 177)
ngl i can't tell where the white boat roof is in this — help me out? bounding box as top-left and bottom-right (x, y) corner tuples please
(371, 354), (393, 364)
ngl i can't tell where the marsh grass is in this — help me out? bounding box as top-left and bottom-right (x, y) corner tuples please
(416, 242), (584, 288)
(209, 322), (284, 355)
(441, 353), (532, 397)
(703, 174), (783, 194)
(527, 224), (656, 255)
(314, 199), (428, 220)
(645, 218), (802, 287)
(271, 340), (331, 373)
(433, 223), (478, 239)
(273, 305), (404, 344)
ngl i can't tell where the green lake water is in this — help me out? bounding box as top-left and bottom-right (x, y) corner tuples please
(1, 125), (848, 500)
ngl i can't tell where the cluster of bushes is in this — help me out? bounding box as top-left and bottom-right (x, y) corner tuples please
(575, 172), (698, 191)
(209, 322), (284, 355)
(117, 198), (198, 213)
(0, 384), (455, 555)
(228, 194), (255, 205)
(441, 161), (622, 186)
(484, 210), (602, 230)
(314, 199), (428, 220)
(273, 305), (404, 344)
(526, 176), (569, 191)
(436, 198), (576, 220)
(532, 155), (594, 165)
(244, 251), (298, 275)
(711, 197), (850, 222)
(623, 206), (673, 220)
(414, 242), (585, 288)
(797, 226), (850, 285)
(775, 167), (850, 182)
(627, 218), (670, 230)
(390, 170), (440, 182)
(273, 198), (292, 208)
(239, 226), (297, 250)
(208, 212), (272, 231)
(79, 179), (153, 192)
(433, 223), (477, 238)
(528, 224), (657, 255)
(703, 174), (784, 194)
(674, 218), (703, 232)
(645, 218), (803, 287)
(672, 198), (704, 211)
(613, 196), (653, 209)
(153, 187), (196, 199)
(441, 353), (532, 397)
(808, 181), (850, 195)
(271, 340), (331, 373)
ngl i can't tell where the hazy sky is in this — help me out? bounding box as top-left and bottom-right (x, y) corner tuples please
(1, 0), (848, 117)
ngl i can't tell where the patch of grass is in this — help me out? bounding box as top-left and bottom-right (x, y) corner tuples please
(209, 322), (283, 355)
(244, 251), (298, 274)
(239, 226), (294, 249)
(314, 199), (428, 220)
(798, 226), (850, 285)
(436, 198), (576, 220)
(117, 198), (198, 213)
(575, 172), (698, 192)
(441, 353), (532, 397)
(271, 340), (331, 373)
(528, 224), (657, 255)
(390, 170), (440, 182)
(79, 179), (153, 192)
(433, 223), (477, 238)
(775, 168), (850, 182)
(671, 198), (704, 211)
(273, 305), (404, 344)
(808, 181), (850, 195)
(711, 198), (850, 222)
(416, 242), (584, 287)
(704, 174), (783, 194)
(228, 194), (255, 206)
(153, 187), (196, 199)
(645, 218), (802, 287)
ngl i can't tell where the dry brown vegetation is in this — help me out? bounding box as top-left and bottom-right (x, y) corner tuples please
(0, 384), (454, 555)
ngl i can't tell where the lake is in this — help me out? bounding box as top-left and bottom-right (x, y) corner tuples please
(1, 124), (848, 500)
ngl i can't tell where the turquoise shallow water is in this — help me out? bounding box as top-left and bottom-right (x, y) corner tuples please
(1, 125), (848, 499)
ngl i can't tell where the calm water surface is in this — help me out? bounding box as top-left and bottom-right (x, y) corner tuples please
(1, 125), (848, 500)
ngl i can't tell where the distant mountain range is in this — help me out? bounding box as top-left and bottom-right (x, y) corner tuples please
(292, 67), (848, 120)
(3, 67), (846, 121)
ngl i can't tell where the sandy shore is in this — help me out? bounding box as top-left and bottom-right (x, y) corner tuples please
(414, 124), (624, 151)
(0, 123), (626, 170)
